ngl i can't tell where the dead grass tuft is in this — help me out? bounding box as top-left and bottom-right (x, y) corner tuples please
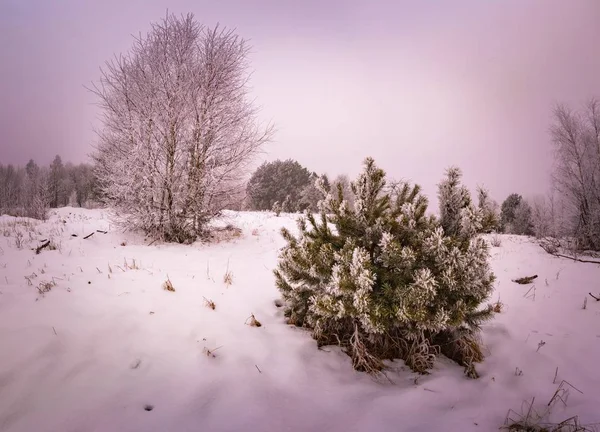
(223, 270), (233, 286)
(162, 276), (175, 292)
(223, 259), (233, 286)
(490, 234), (502, 247)
(124, 258), (139, 270)
(203, 296), (216, 310)
(502, 381), (595, 432)
(36, 280), (56, 297)
(245, 313), (262, 327)
(493, 297), (505, 313)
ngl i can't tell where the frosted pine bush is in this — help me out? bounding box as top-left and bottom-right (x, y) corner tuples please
(274, 158), (495, 376)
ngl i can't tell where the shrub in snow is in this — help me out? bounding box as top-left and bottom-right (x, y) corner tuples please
(274, 158), (495, 375)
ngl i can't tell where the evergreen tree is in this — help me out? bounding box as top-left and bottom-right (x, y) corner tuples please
(49, 155), (65, 208)
(299, 173), (330, 212)
(281, 195), (294, 213)
(272, 201), (282, 216)
(331, 174), (355, 211)
(438, 167), (481, 237)
(274, 158), (495, 376)
(247, 159), (312, 211)
(477, 186), (500, 233)
(501, 193), (522, 232)
(511, 200), (534, 235)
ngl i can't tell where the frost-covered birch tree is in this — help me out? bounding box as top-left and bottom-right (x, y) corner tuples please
(91, 13), (272, 242)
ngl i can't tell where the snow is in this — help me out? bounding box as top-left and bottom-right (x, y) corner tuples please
(1, 208), (599, 431)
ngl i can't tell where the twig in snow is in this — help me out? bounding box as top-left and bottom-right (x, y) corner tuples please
(83, 232), (95, 240)
(52, 326), (57, 336)
(96, 267), (102, 274)
(589, 292), (600, 302)
(96, 230), (107, 234)
(583, 297), (588, 309)
(553, 367), (558, 384)
(255, 364), (262, 374)
(536, 340), (546, 352)
(539, 243), (600, 264)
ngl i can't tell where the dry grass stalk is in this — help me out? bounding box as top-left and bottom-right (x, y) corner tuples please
(203, 297), (216, 310)
(162, 276), (175, 292)
(492, 296), (504, 313)
(245, 313), (262, 327)
(125, 258), (139, 270)
(203, 346), (223, 358)
(223, 271), (233, 286)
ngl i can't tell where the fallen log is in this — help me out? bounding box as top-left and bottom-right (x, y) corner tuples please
(512, 275), (538, 285)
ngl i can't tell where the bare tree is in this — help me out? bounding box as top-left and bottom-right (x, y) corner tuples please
(90, 13), (272, 242)
(551, 101), (600, 250)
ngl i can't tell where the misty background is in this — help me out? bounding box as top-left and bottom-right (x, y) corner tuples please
(1, 0), (599, 208)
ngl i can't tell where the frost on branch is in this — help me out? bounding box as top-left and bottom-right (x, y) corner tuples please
(274, 157), (495, 376)
(90, 13), (272, 242)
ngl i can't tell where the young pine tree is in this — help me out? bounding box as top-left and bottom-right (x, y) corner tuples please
(274, 158), (495, 376)
(477, 186), (500, 233)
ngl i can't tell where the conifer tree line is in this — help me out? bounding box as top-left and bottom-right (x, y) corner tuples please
(244, 158), (538, 236)
(0, 156), (97, 219)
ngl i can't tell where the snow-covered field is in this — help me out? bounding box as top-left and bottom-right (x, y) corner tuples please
(0, 208), (599, 432)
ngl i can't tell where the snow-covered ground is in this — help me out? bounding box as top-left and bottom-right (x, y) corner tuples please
(0, 208), (599, 432)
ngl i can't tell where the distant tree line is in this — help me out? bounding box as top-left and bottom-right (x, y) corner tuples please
(0, 156), (97, 219)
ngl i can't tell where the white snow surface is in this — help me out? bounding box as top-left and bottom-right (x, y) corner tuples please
(0, 208), (599, 431)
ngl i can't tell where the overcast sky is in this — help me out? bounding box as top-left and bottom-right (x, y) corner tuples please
(1, 0), (600, 206)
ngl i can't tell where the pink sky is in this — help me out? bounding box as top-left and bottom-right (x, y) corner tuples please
(1, 0), (599, 207)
